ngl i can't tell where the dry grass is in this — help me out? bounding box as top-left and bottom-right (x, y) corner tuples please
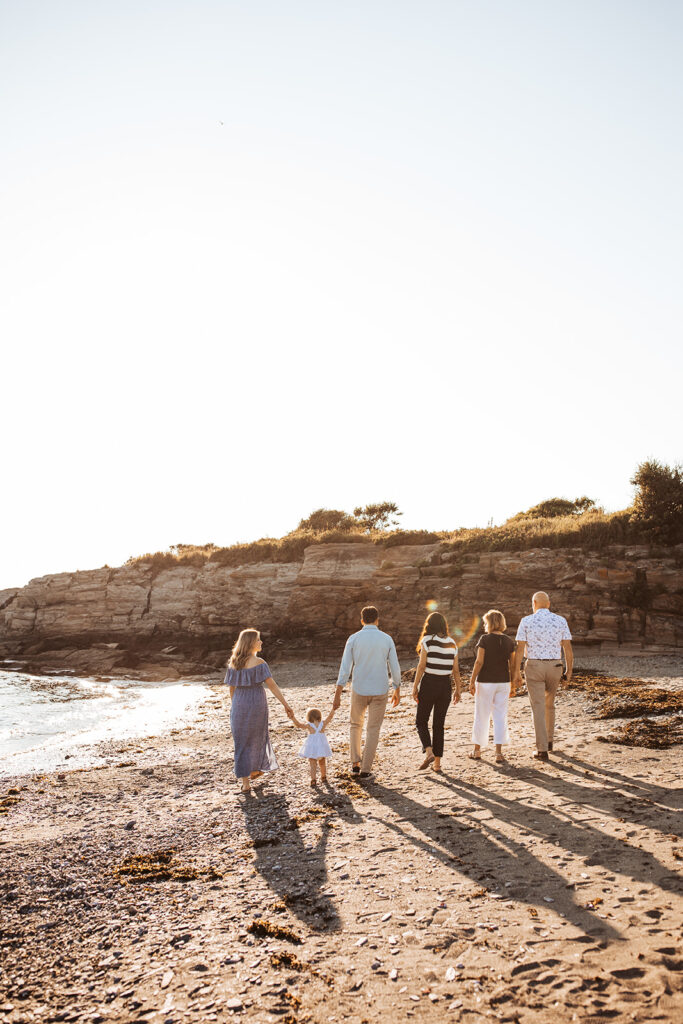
(440, 510), (635, 555)
(126, 509), (668, 573)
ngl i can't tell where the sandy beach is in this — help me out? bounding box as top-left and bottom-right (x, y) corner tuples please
(1, 655), (682, 1024)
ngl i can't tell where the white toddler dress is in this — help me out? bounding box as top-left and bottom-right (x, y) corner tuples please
(298, 721), (332, 759)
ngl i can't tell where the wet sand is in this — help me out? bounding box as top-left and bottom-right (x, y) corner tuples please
(1, 656), (682, 1023)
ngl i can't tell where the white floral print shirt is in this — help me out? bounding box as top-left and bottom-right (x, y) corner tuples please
(515, 608), (572, 659)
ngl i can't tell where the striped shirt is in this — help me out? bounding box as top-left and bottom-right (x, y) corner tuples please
(421, 634), (458, 676)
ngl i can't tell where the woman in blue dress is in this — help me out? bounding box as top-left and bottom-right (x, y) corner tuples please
(225, 628), (294, 793)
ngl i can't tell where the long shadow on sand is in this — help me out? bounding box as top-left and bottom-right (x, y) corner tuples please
(237, 784), (363, 933)
(368, 771), (671, 944)
(429, 766), (682, 897)
(552, 751), (683, 818)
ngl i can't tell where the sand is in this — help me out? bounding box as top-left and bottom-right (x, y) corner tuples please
(1, 655), (682, 1023)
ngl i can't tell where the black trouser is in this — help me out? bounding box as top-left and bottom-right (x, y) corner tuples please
(415, 674), (452, 757)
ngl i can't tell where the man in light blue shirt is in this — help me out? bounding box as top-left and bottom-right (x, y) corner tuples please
(332, 605), (401, 778)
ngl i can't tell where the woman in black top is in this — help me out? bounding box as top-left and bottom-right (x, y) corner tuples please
(412, 611), (461, 772)
(468, 609), (516, 763)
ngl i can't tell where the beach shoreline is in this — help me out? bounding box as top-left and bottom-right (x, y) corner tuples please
(1, 655), (682, 1023)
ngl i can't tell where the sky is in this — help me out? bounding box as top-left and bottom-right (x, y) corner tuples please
(1, 0), (682, 589)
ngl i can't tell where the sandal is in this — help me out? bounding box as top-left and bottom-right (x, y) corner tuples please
(418, 753), (435, 771)
(250, 770), (264, 780)
(495, 755), (506, 764)
(468, 752), (481, 760)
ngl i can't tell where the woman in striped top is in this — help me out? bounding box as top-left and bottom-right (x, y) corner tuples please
(412, 611), (462, 771)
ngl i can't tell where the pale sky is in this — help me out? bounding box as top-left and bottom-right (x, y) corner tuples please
(2, 0), (682, 589)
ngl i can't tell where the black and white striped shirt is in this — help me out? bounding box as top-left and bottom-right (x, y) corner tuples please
(421, 634), (458, 676)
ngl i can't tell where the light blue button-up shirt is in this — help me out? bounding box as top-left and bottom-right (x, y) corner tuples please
(335, 624), (402, 696)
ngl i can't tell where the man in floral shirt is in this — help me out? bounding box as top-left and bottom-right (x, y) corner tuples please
(514, 592), (573, 761)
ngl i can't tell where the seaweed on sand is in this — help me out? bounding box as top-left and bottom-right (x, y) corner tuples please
(247, 918), (303, 944)
(113, 849), (223, 884)
(269, 949), (334, 985)
(597, 718), (683, 750)
(595, 688), (683, 720)
(0, 794), (20, 815)
(568, 670), (683, 746)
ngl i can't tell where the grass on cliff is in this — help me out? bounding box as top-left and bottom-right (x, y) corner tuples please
(126, 509), (650, 573)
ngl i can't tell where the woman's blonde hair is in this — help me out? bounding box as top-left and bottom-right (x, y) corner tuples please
(306, 708), (322, 723)
(483, 609), (506, 633)
(229, 628), (260, 670)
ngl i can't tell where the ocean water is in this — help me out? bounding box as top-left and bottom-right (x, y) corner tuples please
(0, 669), (212, 778)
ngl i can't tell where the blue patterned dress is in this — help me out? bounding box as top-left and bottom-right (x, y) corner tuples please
(225, 661), (278, 778)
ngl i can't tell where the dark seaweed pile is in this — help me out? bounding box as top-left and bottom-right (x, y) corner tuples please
(569, 670), (683, 748)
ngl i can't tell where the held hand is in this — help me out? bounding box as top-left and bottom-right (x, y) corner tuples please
(391, 688), (401, 707)
(453, 690), (461, 705)
(332, 694), (342, 711)
(284, 704), (294, 719)
(512, 673), (523, 690)
(412, 687), (419, 704)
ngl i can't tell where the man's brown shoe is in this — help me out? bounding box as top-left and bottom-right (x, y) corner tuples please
(533, 751), (549, 762)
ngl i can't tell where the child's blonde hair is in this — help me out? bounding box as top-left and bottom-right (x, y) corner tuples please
(306, 708), (322, 723)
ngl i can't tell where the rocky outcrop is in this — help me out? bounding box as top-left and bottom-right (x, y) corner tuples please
(1, 542), (682, 677)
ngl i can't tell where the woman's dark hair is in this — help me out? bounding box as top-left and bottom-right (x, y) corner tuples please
(416, 611), (453, 653)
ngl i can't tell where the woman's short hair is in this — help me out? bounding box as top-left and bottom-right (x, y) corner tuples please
(483, 609), (506, 633)
(416, 611), (453, 653)
(229, 628), (260, 670)
(306, 708), (322, 723)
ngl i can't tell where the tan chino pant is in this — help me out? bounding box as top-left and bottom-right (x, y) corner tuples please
(349, 690), (389, 771)
(525, 660), (563, 752)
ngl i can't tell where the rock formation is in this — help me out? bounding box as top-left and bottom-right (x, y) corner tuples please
(1, 542), (681, 678)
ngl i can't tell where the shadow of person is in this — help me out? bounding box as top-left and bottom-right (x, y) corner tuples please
(552, 750), (683, 813)
(508, 757), (683, 844)
(369, 778), (625, 943)
(430, 769), (681, 900)
(237, 786), (363, 933)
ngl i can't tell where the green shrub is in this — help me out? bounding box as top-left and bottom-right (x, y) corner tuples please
(508, 496), (598, 521)
(630, 459), (683, 542)
(296, 508), (356, 532)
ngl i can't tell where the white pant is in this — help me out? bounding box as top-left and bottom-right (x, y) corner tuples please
(471, 682), (510, 747)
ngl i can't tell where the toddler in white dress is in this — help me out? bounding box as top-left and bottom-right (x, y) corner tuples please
(291, 706), (335, 787)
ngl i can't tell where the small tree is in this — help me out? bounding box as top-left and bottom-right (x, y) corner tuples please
(572, 496), (598, 514)
(630, 460), (683, 541)
(352, 501), (403, 532)
(297, 508), (356, 532)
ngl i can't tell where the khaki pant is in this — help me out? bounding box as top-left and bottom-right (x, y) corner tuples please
(350, 691), (389, 771)
(525, 660), (563, 752)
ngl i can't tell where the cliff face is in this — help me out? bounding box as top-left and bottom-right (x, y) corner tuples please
(1, 542), (682, 678)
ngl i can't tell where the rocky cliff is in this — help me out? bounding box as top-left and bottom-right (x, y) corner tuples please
(1, 542), (681, 678)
